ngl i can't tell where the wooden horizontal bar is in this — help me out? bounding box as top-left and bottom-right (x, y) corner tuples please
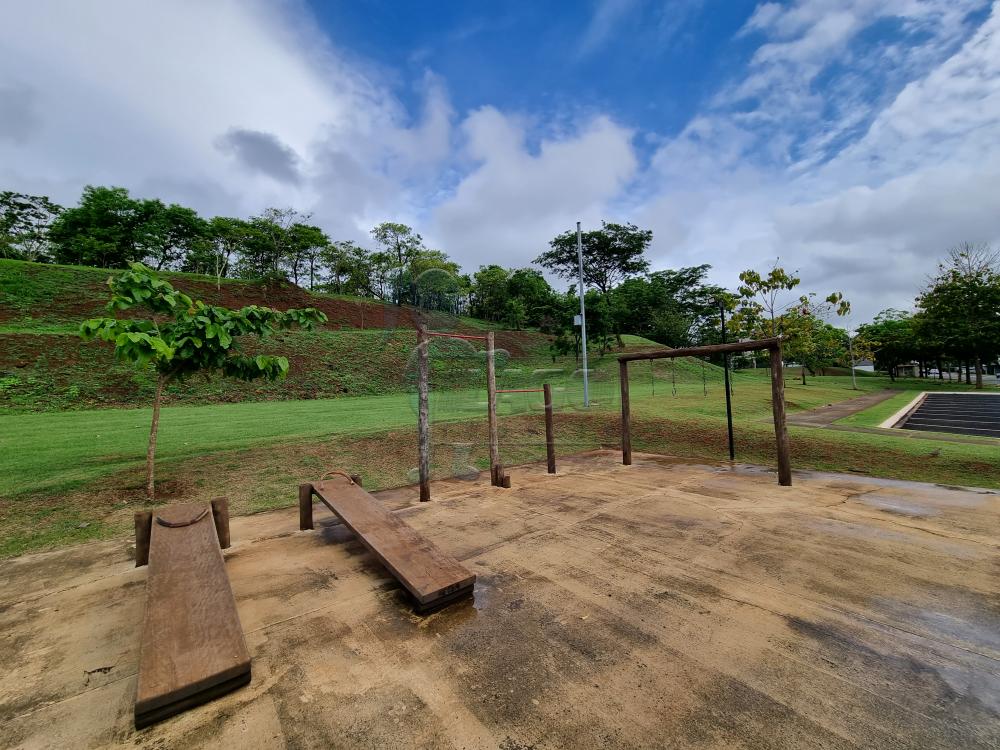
(496, 388), (544, 393)
(618, 337), (780, 363)
(422, 331), (488, 341)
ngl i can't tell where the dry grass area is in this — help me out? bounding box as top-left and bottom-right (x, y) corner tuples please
(2, 452), (998, 749)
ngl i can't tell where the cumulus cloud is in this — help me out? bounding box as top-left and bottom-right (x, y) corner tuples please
(431, 110), (637, 271)
(1, 0), (999, 322)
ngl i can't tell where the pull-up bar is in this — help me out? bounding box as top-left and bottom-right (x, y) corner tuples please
(618, 337), (792, 486)
(422, 331), (488, 341)
(496, 388), (543, 394)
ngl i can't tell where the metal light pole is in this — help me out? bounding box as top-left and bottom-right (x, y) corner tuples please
(847, 326), (857, 390)
(576, 221), (590, 407)
(719, 300), (735, 461)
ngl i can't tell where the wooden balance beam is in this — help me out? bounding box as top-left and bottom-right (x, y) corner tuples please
(133, 499), (251, 729)
(299, 475), (476, 613)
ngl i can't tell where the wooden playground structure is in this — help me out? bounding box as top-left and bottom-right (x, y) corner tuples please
(118, 331), (801, 729)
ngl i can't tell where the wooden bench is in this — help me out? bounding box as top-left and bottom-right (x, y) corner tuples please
(300, 476), (475, 613)
(133, 500), (251, 728)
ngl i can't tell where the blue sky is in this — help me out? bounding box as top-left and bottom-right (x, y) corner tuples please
(2, 0), (1000, 321)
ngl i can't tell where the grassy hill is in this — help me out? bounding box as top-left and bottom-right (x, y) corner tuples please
(0, 259), (718, 413)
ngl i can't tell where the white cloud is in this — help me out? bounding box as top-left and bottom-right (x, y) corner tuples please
(430, 110), (637, 271)
(2, 0), (999, 324)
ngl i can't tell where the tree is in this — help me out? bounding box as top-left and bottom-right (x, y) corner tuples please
(0, 191), (63, 261)
(238, 207), (309, 280)
(915, 244), (1000, 388)
(191, 216), (254, 289)
(286, 223), (329, 288)
(320, 240), (371, 296)
(733, 261), (850, 383)
(49, 186), (149, 268)
(857, 310), (919, 381)
(371, 222), (424, 267)
(535, 221), (651, 296)
(141, 201), (208, 271)
(469, 265), (511, 322)
(80, 264), (326, 498)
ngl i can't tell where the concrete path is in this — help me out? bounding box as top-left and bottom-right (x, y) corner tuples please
(786, 389), (897, 426)
(3, 452), (998, 749)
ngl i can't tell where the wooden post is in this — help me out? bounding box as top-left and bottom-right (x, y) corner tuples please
(486, 331), (504, 486)
(210, 497), (230, 549)
(299, 483), (314, 530)
(620, 359), (632, 465)
(769, 344), (792, 486)
(417, 326), (431, 501)
(543, 383), (556, 474)
(134, 511), (152, 568)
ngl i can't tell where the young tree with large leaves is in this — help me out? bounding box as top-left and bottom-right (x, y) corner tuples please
(80, 264), (326, 499)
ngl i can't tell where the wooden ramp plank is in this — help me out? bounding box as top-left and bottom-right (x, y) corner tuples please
(311, 478), (475, 610)
(135, 503), (251, 728)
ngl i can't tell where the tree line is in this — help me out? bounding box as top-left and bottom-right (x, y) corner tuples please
(856, 243), (1000, 389)
(4, 186), (997, 379)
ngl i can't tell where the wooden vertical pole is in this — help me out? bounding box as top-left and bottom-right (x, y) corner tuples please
(619, 359), (632, 465)
(417, 326), (431, 501)
(543, 383), (556, 474)
(298, 483), (314, 530)
(134, 511), (152, 567)
(486, 331), (504, 486)
(769, 343), (792, 486)
(210, 497), (230, 549)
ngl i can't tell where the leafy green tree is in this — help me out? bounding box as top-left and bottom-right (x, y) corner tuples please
(0, 191), (63, 261)
(371, 222), (424, 267)
(507, 268), (557, 327)
(470, 265), (512, 322)
(141, 201), (208, 271)
(856, 310), (919, 382)
(535, 221), (651, 295)
(49, 186), (150, 268)
(320, 240), (371, 296)
(80, 264), (326, 498)
(286, 223), (329, 288)
(915, 244), (1000, 388)
(733, 262), (849, 383)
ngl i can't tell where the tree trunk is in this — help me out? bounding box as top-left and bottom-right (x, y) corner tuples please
(966, 362), (971, 384)
(937, 357), (943, 380)
(975, 355), (983, 389)
(146, 374), (166, 500)
(801, 366), (806, 385)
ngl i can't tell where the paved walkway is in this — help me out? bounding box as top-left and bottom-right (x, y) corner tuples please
(786, 389), (898, 426)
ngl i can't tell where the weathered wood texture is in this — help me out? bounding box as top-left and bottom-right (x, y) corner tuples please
(134, 511), (152, 568)
(417, 327), (431, 502)
(134, 503), (251, 728)
(769, 344), (793, 486)
(210, 498), (230, 549)
(486, 331), (504, 487)
(543, 383), (556, 474)
(617, 337), (781, 363)
(310, 477), (475, 610)
(299, 483), (314, 531)
(620, 360), (632, 466)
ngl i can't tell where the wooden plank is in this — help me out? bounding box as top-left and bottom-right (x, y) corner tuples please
(617, 337), (780, 362)
(486, 331), (504, 486)
(311, 477), (475, 609)
(417, 327), (431, 502)
(135, 503), (251, 728)
(543, 383), (556, 474)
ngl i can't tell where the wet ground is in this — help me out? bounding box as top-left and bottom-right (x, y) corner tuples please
(2, 452), (998, 749)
